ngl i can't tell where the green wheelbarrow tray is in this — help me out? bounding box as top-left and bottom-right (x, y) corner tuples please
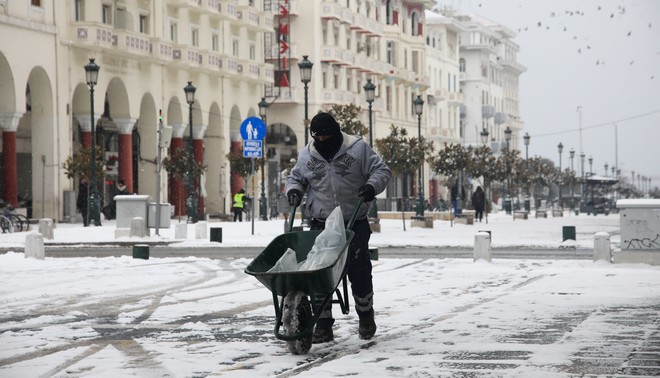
(245, 199), (362, 343)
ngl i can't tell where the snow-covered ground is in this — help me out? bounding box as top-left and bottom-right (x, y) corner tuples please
(1, 211), (659, 377)
(0, 210), (621, 250)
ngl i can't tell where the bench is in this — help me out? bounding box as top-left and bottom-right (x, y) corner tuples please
(535, 209), (548, 218)
(454, 213), (474, 225)
(514, 211), (528, 220)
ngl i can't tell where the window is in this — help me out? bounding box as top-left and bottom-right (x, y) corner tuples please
(211, 32), (219, 52)
(386, 41), (395, 65)
(139, 14), (149, 34)
(249, 43), (256, 60)
(191, 26), (199, 47)
(74, 0), (84, 21)
(459, 58), (465, 72)
(31, 0), (40, 6)
(232, 39), (239, 57)
(170, 20), (178, 43)
(102, 4), (112, 25)
(386, 86), (392, 112)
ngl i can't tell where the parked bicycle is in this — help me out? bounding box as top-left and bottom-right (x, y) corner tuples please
(0, 204), (30, 233)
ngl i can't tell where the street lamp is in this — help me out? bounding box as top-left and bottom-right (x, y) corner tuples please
(580, 152), (585, 212)
(523, 132), (531, 211)
(298, 55), (313, 227)
(258, 97), (269, 221)
(183, 81), (197, 223)
(588, 155), (593, 176)
(364, 79), (376, 147)
(569, 148), (575, 213)
(363, 78), (377, 218)
(480, 128), (489, 145)
(84, 58), (102, 227)
(557, 142), (563, 211)
(604, 163), (608, 177)
(413, 95), (424, 217)
(298, 55), (313, 146)
(504, 126), (512, 215)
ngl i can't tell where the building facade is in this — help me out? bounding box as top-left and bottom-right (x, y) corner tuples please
(0, 0), (524, 221)
(0, 0), (273, 220)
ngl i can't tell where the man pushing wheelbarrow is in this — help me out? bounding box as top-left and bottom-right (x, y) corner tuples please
(285, 112), (392, 343)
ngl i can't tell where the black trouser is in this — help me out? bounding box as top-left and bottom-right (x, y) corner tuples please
(310, 217), (373, 328)
(233, 207), (243, 222)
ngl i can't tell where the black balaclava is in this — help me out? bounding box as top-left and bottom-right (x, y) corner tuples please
(310, 112), (343, 161)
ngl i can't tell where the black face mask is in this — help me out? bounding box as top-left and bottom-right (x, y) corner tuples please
(313, 132), (343, 162)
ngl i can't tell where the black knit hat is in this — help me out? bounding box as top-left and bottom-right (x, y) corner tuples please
(310, 112), (340, 137)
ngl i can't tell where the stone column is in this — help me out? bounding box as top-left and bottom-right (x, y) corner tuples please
(0, 112), (22, 207)
(193, 124), (207, 218)
(114, 118), (136, 193)
(75, 114), (100, 149)
(169, 123), (186, 216)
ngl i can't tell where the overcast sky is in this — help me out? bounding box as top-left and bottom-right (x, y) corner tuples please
(436, 0), (660, 187)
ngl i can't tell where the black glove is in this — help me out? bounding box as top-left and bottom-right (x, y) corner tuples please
(287, 189), (303, 207)
(357, 184), (376, 202)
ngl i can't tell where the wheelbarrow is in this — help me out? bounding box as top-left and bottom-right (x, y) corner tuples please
(245, 199), (362, 355)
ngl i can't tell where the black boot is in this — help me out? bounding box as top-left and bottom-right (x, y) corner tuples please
(312, 326), (334, 343)
(358, 309), (377, 340)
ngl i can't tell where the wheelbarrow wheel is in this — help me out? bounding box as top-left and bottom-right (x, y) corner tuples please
(282, 290), (313, 355)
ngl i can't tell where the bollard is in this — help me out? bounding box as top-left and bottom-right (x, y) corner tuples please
(593, 232), (611, 262)
(25, 232), (45, 260)
(473, 231), (492, 262)
(210, 227), (222, 243)
(195, 221), (208, 239)
(130, 217), (147, 238)
(175, 223), (187, 239)
(38, 218), (54, 240)
(562, 226), (576, 241)
(132, 244), (149, 259)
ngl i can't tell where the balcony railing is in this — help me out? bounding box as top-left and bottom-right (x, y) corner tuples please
(114, 30), (153, 57)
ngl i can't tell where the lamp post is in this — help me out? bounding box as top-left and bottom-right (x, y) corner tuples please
(569, 148), (575, 213)
(84, 58), (102, 227)
(480, 128), (490, 223)
(183, 81), (197, 223)
(557, 142), (563, 211)
(588, 155), (593, 175)
(413, 95), (424, 217)
(258, 97), (269, 221)
(580, 152), (585, 212)
(298, 55), (313, 227)
(523, 132), (530, 211)
(504, 126), (512, 215)
(363, 78), (377, 218)
(298, 55), (313, 146)
(604, 163), (608, 177)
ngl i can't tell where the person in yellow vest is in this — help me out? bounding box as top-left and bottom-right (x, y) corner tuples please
(233, 189), (246, 222)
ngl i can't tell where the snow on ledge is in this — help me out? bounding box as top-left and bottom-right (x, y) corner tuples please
(616, 199), (660, 208)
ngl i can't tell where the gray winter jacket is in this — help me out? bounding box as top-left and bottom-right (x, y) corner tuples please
(286, 132), (391, 222)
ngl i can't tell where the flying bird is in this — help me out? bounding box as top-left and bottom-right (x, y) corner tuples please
(627, 31), (632, 36)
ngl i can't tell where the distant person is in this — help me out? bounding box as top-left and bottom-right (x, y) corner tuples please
(104, 179), (130, 220)
(450, 180), (464, 216)
(472, 186), (486, 222)
(233, 189), (246, 222)
(77, 177), (90, 226)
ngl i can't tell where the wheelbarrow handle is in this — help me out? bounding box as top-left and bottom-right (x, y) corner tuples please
(288, 197), (364, 233)
(288, 203), (297, 233)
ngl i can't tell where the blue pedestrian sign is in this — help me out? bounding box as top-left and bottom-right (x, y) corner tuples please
(240, 116), (266, 141)
(243, 140), (263, 158)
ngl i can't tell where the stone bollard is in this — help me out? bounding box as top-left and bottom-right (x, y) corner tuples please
(38, 218), (54, 240)
(175, 223), (187, 239)
(130, 217), (147, 238)
(473, 231), (492, 262)
(25, 232), (45, 260)
(593, 232), (611, 262)
(195, 221), (208, 239)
